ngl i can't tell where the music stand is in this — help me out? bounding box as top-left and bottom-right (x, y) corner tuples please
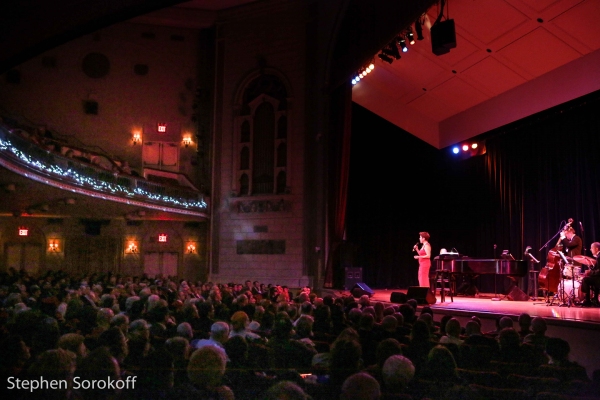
(556, 250), (572, 307)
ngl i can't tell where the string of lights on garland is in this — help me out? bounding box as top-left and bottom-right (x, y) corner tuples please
(0, 136), (207, 210)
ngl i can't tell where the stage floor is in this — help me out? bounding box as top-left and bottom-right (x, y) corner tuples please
(322, 287), (600, 379)
(366, 289), (600, 328)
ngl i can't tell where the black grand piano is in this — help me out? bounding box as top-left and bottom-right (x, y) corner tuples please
(434, 254), (528, 295)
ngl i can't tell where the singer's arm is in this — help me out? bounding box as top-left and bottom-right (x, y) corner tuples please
(418, 242), (431, 259)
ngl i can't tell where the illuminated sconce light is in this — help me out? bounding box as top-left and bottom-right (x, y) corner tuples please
(182, 136), (193, 148)
(18, 227), (28, 236)
(48, 239), (60, 252)
(132, 131), (141, 145)
(158, 233), (168, 243)
(186, 242), (197, 254)
(157, 123), (167, 133)
(125, 241), (138, 254)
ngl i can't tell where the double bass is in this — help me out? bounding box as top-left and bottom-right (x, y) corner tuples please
(538, 241), (562, 293)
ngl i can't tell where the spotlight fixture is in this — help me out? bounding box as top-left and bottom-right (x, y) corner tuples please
(399, 40), (408, 53)
(415, 18), (425, 41)
(407, 31), (415, 45)
(382, 42), (401, 60)
(351, 63), (374, 85)
(377, 53), (393, 64)
(451, 141), (486, 159)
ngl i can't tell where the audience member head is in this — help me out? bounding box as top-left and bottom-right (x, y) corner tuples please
(531, 316), (547, 335)
(224, 335), (249, 365)
(187, 345), (227, 388)
(382, 355), (415, 392)
(340, 372), (381, 400)
(425, 345), (458, 381)
(398, 304), (415, 325)
(498, 327), (521, 351)
(410, 319), (430, 342)
(230, 311), (250, 332)
(165, 336), (191, 361)
(375, 338), (403, 368)
(445, 318), (461, 339)
(295, 315), (314, 339)
(57, 333), (87, 359)
(210, 321), (230, 344)
(330, 338), (363, 385)
(27, 348), (76, 399)
(138, 347), (175, 390)
(263, 380), (311, 400)
(546, 337), (571, 364)
(518, 313), (532, 330)
(77, 347), (121, 400)
(464, 320), (482, 336)
(499, 316), (514, 330)
(128, 318), (150, 341)
(177, 322), (194, 340)
(97, 326), (129, 364)
(381, 315), (398, 332)
(110, 313), (129, 334)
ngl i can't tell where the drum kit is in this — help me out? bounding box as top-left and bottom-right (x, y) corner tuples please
(556, 255), (596, 306)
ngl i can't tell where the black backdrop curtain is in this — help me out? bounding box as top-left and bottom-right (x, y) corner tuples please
(345, 90), (600, 291)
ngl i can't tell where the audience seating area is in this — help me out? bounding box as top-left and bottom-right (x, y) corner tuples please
(1, 267), (599, 400)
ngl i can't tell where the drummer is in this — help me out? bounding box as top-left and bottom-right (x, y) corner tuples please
(580, 242), (600, 307)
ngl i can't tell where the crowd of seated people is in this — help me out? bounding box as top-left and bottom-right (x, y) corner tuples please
(1, 267), (600, 400)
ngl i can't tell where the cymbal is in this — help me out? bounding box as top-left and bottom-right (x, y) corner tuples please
(573, 255), (597, 266)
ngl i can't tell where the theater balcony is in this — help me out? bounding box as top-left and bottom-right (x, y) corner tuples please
(0, 118), (209, 222)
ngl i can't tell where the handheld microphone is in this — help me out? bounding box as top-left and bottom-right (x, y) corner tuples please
(412, 242), (419, 252)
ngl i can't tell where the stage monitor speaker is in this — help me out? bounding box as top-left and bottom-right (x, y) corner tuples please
(406, 286), (437, 305)
(344, 267), (362, 290)
(352, 282), (374, 298)
(507, 285), (529, 301)
(431, 19), (457, 55)
(390, 292), (407, 304)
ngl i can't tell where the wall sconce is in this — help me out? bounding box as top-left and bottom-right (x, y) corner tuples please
(48, 239), (61, 253)
(186, 242), (197, 254)
(132, 131), (141, 145)
(182, 136), (193, 148)
(125, 241), (139, 254)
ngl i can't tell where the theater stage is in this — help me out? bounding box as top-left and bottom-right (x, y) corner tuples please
(321, 287), (600, 379)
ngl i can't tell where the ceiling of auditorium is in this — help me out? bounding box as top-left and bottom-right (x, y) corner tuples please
(112, 0), (600, 149)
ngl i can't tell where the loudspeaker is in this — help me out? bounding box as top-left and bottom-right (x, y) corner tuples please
(390, 292), (407, 304)
(406, 286), (437, 305)
(344, 267), (363, 290)
(431, 19), (457, 55)
(507, 285), (529, 301)
(352, 282), (374, 298)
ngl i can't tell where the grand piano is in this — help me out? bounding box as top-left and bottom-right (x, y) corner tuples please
(434, 255), (528, 295)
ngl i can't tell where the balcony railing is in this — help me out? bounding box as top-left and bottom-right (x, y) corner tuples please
(0, 122), (208, 217)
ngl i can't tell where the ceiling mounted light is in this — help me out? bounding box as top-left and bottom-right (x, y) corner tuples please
(407, 31), (415, 45)
(399, 40), (408, 53)
(415, 17), (425, 41)
(382, 42), (401, 60)
(377, 53), (393, 64)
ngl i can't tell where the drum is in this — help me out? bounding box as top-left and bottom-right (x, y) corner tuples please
(563, 265), (581, 279)
(560, 279), (583, 301)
